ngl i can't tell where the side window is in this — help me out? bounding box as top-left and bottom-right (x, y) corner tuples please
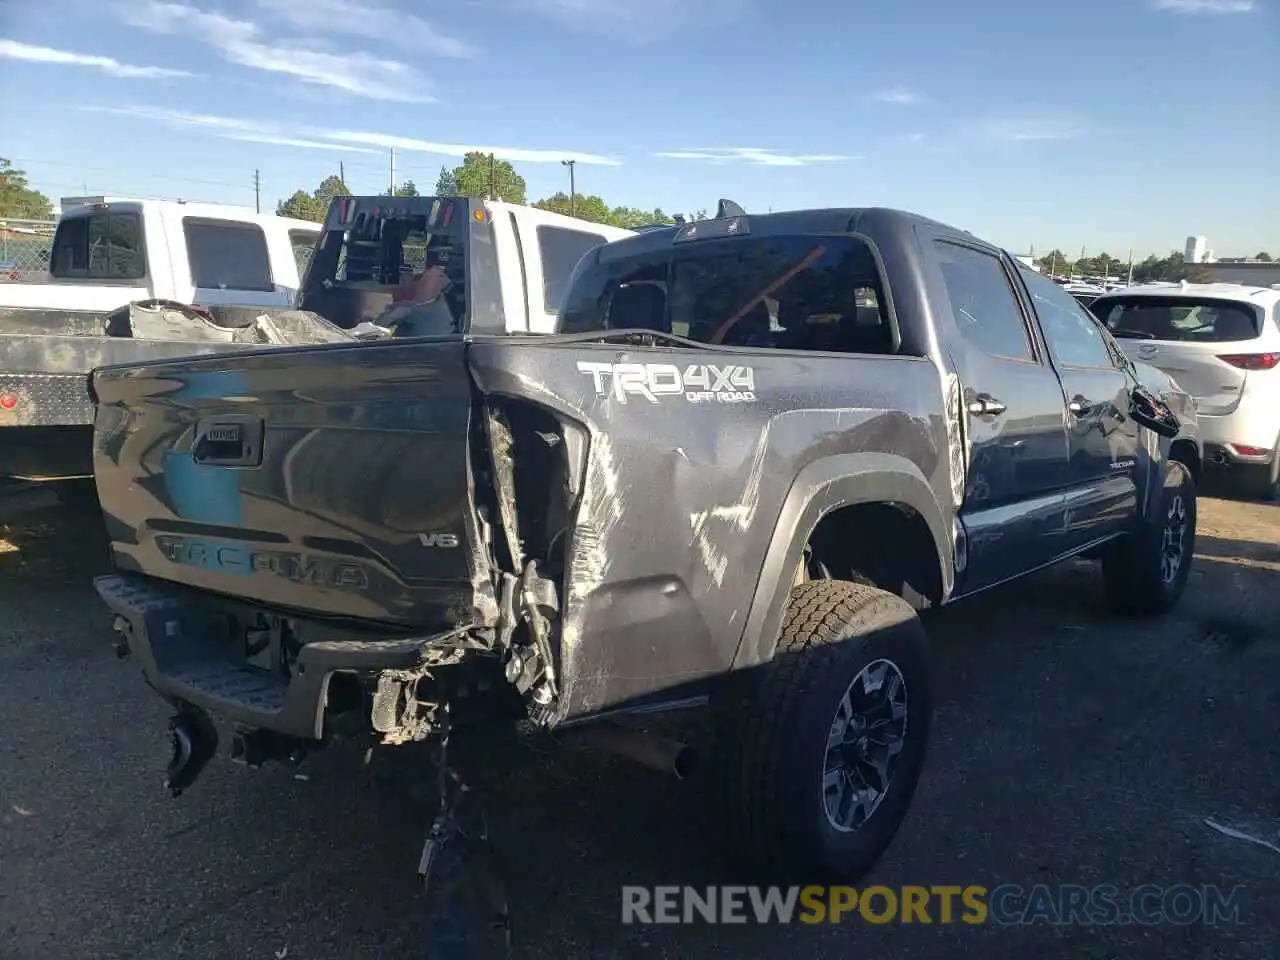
(50, 213), (145, 280)
(289, 229), (319, 279)
(934, 242), (1035, 361)
(536, 226), (606, 313)
(183, 218), (273, 292)
(1021, 268), (1116, 368)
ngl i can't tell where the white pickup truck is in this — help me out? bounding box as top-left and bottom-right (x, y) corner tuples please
(1, 192), (635, 488)
(0, 196), (320, 315)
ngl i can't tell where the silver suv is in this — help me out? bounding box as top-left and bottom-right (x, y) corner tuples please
(1090, 282), (1280, 500)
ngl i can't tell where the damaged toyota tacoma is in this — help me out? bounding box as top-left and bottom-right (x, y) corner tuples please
(88, 203), (1201, 897)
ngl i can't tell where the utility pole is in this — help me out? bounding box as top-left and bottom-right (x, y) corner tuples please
(389, 148), (396, 195)
(489, 153), (496, 200)
(253, 169), (260, 213)
(561, 159), (576, 217)
(339, 161), (345, 186)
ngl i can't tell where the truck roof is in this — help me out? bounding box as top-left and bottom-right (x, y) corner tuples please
(57, 196), (322, 234)
(581, 205), (998, 265)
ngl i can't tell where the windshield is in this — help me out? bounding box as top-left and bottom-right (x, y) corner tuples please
(298, 197), (473, 333)
(559, 234), (897, 354)
(1090, 296), (1262, 343)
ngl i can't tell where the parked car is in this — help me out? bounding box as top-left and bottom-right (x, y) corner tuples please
(1089, 281), (1280, 500)
(87, 203), (1199, 949)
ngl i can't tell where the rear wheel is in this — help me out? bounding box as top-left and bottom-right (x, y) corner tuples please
(710, 580), (933, 883)
(1101, 459), (1196, 615)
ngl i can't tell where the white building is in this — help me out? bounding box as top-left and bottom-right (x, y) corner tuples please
(1185, 235), (1208, 263)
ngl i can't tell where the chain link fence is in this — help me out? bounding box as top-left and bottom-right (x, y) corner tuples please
(0, 220), (57, 283)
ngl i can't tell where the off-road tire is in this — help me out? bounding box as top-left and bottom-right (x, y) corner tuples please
(1100, 459), (1196, 616)
(709, 579), (933, 884)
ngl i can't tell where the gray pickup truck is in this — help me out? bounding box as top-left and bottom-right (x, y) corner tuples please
(87, 203), (1200, 919)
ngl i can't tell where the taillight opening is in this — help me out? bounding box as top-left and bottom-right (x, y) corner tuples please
(1218, 352), (1280, 371)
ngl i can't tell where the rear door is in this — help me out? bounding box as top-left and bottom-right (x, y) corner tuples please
(1019, 267), (1141, 551)
(1090, 295), (1266, 416)
(929, 239), (1072, 592)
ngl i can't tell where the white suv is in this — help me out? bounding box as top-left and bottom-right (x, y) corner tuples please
(1089, 282), (1280, 501)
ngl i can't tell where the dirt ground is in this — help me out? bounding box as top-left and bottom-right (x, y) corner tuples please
(1, 488), (1278, 960)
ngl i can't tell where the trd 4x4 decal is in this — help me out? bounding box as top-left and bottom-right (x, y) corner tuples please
(576, 361), (757, 404)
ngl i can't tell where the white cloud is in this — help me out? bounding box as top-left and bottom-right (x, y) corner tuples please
(1151, 0), (1256, 11)
(655, 147), (860, 167)
(0, 39), (192, 78)
(872, 87), (920, 105)
(253, 0), (476, 57)
(981, 118), (1083, 142)
(116, 2), (435, 101)
(81, 105), (621, 165)
(320, 130), (623, 165)
(526, 0), (745, 39)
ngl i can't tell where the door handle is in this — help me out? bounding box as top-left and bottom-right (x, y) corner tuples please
(967, 394), (1007, 417)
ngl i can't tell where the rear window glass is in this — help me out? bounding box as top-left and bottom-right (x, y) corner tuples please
(289, 228), (319, 279)
(1092, 297), (1262, 343)
(537, 226), (608, 314)
(50, 212), (145, 280)
(559, 234), (900, 355)
(183, 219), (273, 292)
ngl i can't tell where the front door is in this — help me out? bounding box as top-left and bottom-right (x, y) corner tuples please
(930, 240), (1072, 593)
(1018, 267), (1141, 552)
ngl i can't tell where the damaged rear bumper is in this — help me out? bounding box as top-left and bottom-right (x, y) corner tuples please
(95, 572), (463, 742)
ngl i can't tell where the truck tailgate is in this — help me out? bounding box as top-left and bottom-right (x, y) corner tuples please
(89, 339), (490, 626)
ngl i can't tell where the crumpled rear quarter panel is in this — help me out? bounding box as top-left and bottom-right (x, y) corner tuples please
(468, 340), (947, 722)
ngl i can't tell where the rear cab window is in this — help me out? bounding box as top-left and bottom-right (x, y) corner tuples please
(1092, 296), (1263, 344)
(289, 228), (320, 279)
(536, 226), (608, 314)
(559, 232), (904, 355)
(49, 209), (145, 281)
(182, 218), (273, 292)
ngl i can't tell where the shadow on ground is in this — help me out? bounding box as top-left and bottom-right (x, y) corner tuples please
(1, 498), (1278, 959)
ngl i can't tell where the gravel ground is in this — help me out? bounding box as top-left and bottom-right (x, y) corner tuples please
(1, 490), (1278, 960)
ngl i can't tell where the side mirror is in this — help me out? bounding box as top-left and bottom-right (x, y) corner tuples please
(1130, 385), (1180, 440)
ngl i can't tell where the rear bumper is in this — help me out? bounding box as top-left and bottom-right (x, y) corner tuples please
(1196, 402), (1280, 465)
(95, 572), (455, 740)
(0, 371), (94, 427)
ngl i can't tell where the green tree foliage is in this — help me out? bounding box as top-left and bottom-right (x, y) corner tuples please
(1255, 252), (1272, 262)
(447, 152), (527, 204)
(434, 165), (459, 197)
(0, 158), (54, 219)
(276, 173), (352, 222)
(1036, 248), (1206, 283)
(393, 180), (420, 197)
(534, 192), (676, 229)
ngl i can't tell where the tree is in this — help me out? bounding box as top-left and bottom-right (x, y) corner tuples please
(276, 174), (352, 222)
(394, 180), (419, 197)
(0, 158), (53, 219)
(434, 165), (459, 197)
(276, 189), (324, 222)
(1255, 252), (1272, 262)
(449, 152), (527, 204)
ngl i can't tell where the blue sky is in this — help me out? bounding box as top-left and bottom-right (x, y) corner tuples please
(1, 0), (1276, 258)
